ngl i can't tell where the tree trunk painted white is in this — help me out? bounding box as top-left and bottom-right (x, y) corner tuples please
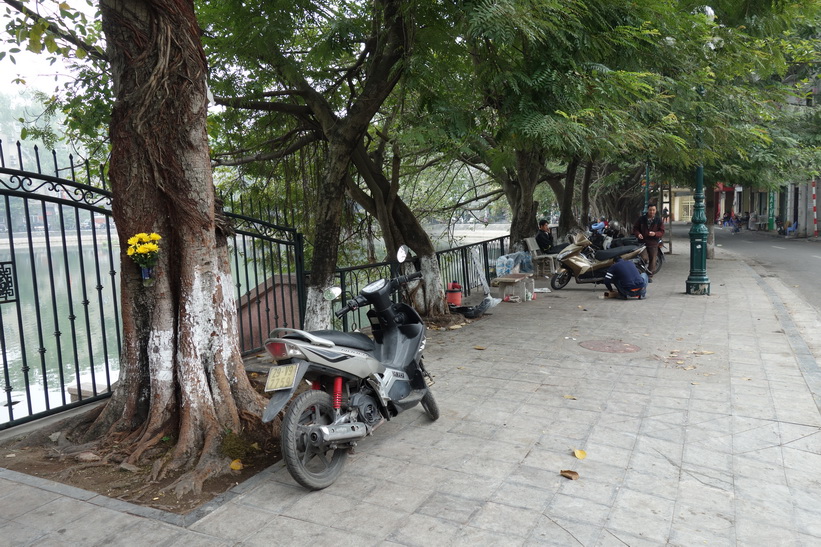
(81, 0), (266, 496)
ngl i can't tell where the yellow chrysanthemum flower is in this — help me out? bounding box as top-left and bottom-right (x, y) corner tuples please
(127, 247), (135, 256)
(127, 236), (139, 246)
(149, 233), (162, 241)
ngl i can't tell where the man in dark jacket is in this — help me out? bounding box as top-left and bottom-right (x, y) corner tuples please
(633, 204), (665, 280)
(603, 257), (648, 299)
(535, 219), (553, 252)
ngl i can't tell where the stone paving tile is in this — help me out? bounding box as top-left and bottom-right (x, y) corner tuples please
(0, 519), (49, 546)
(735, 519), (798, 546)
(667, 524), (736, 546)
(242, 517), (379, 547)
(103, 520), (188, 547)
(526, 514), (603, 546)
(607, 488), (676, 543)
(385, 513), (462, 546)
(189, 503), (277, 540)
(283, 491), (406, 538)
(0, 482), (61, 520)
(468, 500), (542, 537)
(415, 491), (483, 524)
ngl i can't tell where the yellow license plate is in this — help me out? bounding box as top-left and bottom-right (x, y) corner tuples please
(265, 364), (298, 392)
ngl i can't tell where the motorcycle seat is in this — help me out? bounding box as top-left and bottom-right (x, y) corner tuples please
(594, 245), (641, 261)
(299, 330), (375, 352)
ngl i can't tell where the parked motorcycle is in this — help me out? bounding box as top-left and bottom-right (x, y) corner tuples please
(260, 248), (438, 490)
(550, 233), (646, 290)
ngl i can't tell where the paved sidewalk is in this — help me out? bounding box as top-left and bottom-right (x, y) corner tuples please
(3, 228), (821, 545)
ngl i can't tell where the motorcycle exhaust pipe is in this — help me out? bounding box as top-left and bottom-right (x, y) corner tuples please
(312, 422), (368, 444)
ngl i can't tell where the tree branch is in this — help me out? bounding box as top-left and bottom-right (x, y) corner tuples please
(3, 0), (107, 62)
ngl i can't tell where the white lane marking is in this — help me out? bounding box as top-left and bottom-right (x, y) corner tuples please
(772, 246), (786, 249)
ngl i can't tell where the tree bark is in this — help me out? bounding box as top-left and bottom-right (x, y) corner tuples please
(82, 0), (266, 496)
(580, 160), (594, 228)
(558, 157), (582, 237)
(505, 149), (542, 246)
(350, 143), (448, 316)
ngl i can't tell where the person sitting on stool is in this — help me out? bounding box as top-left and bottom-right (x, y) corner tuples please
(536, 219), (554, 252)
(603, 257), (648, 300)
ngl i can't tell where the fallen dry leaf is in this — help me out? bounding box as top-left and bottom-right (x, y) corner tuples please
(563, 395), (577, 400)
(683, 365), (696, 371)
(474, 346), (486, 350)
(676, 360), (685, 364)
(691, 382), (700, 385)
(230, 459), (244, 470)
(560, 470), (580, 480)
(573, 449), (587, 460)
(448, 325), (462, 330)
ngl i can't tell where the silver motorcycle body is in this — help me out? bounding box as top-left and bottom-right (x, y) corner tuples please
(261, 271), (438, 490)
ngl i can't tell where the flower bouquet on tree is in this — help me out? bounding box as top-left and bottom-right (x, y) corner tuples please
(127, 232), (162, 286)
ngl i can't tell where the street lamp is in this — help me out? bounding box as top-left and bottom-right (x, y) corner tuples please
(686, 85), (711, 295)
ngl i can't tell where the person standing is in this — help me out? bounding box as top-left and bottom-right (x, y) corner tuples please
(535, 219), (554, 252)
(633, 204), (664, 280)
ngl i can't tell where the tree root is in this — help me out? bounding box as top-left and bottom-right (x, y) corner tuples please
(55, 460), (112, 481)
(159, 452), (232, 498)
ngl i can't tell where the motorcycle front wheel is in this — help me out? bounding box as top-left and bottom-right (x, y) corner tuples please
(421, 390), (440, 421)
(550, 269), (571, 290)
(281, 390), (348, 490)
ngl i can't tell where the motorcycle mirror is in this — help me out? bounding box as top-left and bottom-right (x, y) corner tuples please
(323, 287), (342, 301)
(396, 245), (410, 263)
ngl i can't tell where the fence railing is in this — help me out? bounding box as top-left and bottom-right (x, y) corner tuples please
(0, 141), (303, 430)
(329, 236), (509, 332)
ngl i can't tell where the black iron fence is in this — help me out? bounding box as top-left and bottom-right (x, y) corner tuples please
(331, 237), (509, 332)
(0, 140), (120, 430)
(0, 139), (509, 431)
(0, 141), (303, 430)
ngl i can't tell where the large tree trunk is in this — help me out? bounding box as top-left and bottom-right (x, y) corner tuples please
(558, 157), (582, 237)
(349, 144), (447, 317)
(303, 145), (351, 330)
(81, 0), (266, 496)
(505, 150), (542, 246)
(580, 160), (594, 228)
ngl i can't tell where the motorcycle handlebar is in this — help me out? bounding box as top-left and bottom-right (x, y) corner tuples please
(333, 271), (423, 318)
(334, 295), (368, 318)
(396, 271), (423, 285)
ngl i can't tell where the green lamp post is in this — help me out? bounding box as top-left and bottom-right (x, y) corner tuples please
(686, 86), (710, 295)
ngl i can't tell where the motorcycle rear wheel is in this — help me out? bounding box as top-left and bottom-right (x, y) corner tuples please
(550, 269), (571, 290)
(281, 390), (348, 490)
(421, 390), (440, 421)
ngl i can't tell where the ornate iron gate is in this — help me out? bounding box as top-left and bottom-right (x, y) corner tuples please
(0, 140), (304, 430)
